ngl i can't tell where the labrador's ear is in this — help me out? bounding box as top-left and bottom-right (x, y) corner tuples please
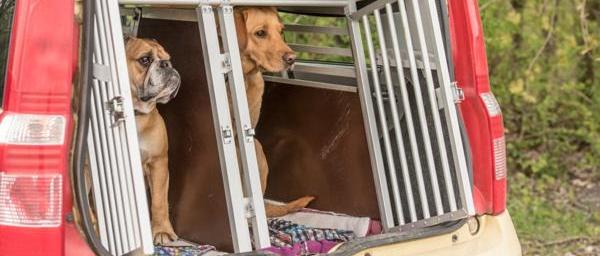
(234, 8), (249, 50)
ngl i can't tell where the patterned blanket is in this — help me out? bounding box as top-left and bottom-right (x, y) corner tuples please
(153, 218), (357, 255)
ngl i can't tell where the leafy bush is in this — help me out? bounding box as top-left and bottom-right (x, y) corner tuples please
(480, 0), (600, 178)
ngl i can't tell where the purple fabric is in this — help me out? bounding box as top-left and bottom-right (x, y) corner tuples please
(263, 240), (338, 256)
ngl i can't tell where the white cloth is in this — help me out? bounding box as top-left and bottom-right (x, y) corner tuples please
(279, 209), (371, 237)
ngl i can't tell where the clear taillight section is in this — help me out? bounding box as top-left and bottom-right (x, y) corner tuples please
(0, 172), (63, 227)
(493, 136), (507, 180)
(480, 92), (502, 117)
(0, 114), (66, 145)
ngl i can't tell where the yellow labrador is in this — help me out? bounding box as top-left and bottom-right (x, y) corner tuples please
(234, 7), (315, 216)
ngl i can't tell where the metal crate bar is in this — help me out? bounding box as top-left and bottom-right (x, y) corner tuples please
(392, 0), (439, 218)
(264, 76), (358, 93)
(406, 0), (454, 214)
(373, 9), (411, 225)
(383, 3), (419, 222)
(108, 0), (147, 243)
(196, 5), (252, 252)
(217, 5), (271, 249)
(289, 44), (354, 57)
(347, 0), (475, 230)
(94, 0), (130, 251)
(421, 0), (474, 214)
(90, 16), (116, 253)
(119, 0), (349, 6)
(101, 0), (138, 247)
(362, 15), (404, 227)
(347, 7), (395, 230)
(285, 24), (348, 35)
(88, 0), (154, 255)
(349, 0), (396, 20)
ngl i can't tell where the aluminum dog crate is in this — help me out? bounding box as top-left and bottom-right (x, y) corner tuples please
(85, 0), (475, 254)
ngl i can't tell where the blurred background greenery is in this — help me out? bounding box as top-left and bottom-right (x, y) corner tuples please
(480, 0), (599, 255)
(282, 1), (600, 255)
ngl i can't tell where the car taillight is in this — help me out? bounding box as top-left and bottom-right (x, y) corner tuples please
(480, 92), (502, 117)
(0, 172), (62, 227)
(493, 136), (507, 180)
(0, 114), (66, 145)
(0, 0), (80, 254)
(448, 0), (507, 215)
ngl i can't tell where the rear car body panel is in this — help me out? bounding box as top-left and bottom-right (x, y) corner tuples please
(0, 0), (92, 255)
(347, 211), (521, 256)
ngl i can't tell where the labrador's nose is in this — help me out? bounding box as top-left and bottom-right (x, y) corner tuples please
(283, 53), (296, 65)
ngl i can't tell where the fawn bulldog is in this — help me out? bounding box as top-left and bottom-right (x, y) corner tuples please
(125, 37), (180, 244)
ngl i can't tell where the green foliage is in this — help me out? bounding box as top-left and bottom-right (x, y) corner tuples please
(280, 14), (352, 62)
(479, 0), (600, 179)
(508, 173), (600, 255)
(0, 0), (16, 96)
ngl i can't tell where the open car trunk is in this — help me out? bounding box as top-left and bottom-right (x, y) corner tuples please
(79, 0), (476, 254)
(140, 18), (381, 251)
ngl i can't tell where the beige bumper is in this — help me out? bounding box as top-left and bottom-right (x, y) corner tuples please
(351, 211), (521, 256)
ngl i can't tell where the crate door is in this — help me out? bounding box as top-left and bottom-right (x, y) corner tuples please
(86, 0), (153, 255)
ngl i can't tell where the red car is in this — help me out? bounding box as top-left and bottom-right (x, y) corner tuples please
(0, 0), (520, 255)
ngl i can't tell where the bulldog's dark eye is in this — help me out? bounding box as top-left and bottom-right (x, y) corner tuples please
(138, 56), (152, 66)
(255, 30), (267, 38)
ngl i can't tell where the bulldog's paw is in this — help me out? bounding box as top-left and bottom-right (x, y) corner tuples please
(152, 224), (178, 245)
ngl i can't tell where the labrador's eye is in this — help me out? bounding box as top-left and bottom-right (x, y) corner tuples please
(255, 30), (267, 38)
(138, 56), (152, 66)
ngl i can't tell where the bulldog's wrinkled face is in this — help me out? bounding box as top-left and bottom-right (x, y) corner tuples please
(126, 37), (181, 114)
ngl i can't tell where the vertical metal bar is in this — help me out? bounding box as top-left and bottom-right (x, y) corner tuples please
(218, 5), (271, 249)
(106, 0), (156, 252)
(90, 18), (116, 253)
(102, 0), (136, 247)
(422, 0), (474, 214)
(395, 0), (435, 218)
(197, 5), (253, 252)
(362, 15), (403, 226)
(99, 0), (134, 250)
(383, 3), (419, 222)
(87, 76), (113, 251)
(347, 4), (395, 230)
(94, 0), (126, 252)
(372, 9), (407, 225)
(406, 0), (447, 215)
(107, 4), (143, 247)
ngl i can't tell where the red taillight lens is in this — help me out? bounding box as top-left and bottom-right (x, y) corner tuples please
(0, 172), (62, 227)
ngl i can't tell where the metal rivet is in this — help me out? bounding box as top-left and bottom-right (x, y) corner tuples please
(467, 217), (480, 235)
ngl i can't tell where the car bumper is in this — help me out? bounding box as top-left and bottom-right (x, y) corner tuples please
(344, 211), (521, 256)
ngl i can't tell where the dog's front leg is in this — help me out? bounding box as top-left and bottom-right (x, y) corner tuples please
(254, 138), (269, 193)
(148, 156), (178, 245)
